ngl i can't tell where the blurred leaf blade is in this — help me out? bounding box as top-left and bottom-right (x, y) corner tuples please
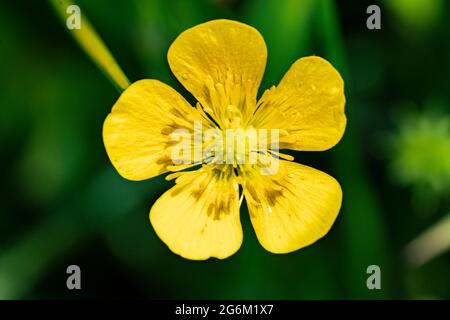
(243, 0), (317, 89)
(317, 0), (390, 298)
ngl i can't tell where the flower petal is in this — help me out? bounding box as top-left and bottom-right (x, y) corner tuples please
(243, 160), (342, 254)
(168, 19), (267, 125)
(251, 56), (346, 151)
(150, 166), (242, 260)
(103, 79), (206, 181)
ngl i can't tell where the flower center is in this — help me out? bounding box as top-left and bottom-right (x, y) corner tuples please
(203, 126), (277, 168)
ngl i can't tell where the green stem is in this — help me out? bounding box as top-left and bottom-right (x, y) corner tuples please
(48, 0), (130, 92)
(404, 214), (450, 268)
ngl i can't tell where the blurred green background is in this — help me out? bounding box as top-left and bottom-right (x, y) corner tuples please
(1, 0), (449, 299)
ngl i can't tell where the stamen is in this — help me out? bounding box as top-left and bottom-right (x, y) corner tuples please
(269, 150), (295, 161)
(166, 163), (198, 172)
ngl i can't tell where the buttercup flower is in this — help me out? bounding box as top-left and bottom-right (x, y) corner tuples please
(103, 19), (346, 260)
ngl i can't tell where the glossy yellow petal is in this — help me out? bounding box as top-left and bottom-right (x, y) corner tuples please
(168, 19), (267, 126)
(150, 166), (242, 260)
(243, 160), (342, 254)
(103, 79), (206, 181)
(251, 56), (346, 151)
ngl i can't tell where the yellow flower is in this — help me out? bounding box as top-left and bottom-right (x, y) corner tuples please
(103, 19), (346, 260)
